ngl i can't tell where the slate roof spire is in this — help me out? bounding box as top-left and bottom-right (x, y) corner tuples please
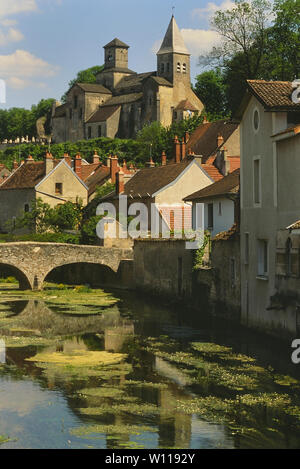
(157, 16), (190, 56)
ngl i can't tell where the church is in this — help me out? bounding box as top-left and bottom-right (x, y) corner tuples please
(51, 16), (204, 143)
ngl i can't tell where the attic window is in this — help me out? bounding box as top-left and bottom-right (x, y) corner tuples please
(55, 183), (63, 195)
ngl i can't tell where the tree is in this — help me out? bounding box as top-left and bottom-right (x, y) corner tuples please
(51, 201), (83, 231)
(262, 0), (300, 80)
(61, 65), (104, 103)
(193, 69), (229, 117)
(207, 0), (272, 78)
(14, 199), (55, 233)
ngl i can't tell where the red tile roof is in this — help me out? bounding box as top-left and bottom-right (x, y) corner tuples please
(186, 120), (239, 161)
(247, 80), (300, 111)
(213, 223), (239, 241)
(184, 168), (240, 201)
(0, 161), (47, 190)
(85, 165), (110, 196)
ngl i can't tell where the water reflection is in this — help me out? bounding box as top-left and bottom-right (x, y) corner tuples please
(0, 292), (299, 449)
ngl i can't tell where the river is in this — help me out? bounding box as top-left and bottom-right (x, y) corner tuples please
(0, 283), (300, 449)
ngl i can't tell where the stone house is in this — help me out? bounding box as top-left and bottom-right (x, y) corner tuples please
(101, 147), (231, 234)
(184, 168), (240, 237)
(0, 164), (11, 184)
(0, 154), (88, 233)
(51, 16), (203, 142)
(239, 79), (300, 338)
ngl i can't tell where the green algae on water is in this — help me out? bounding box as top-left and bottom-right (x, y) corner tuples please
(25, 350), (127, 366)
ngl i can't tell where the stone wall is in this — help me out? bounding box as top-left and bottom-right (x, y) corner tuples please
(133, 239), (194, 299)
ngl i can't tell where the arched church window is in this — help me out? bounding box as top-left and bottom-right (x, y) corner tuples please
(177, 62), (181, 73)
(182, 63), (187, 73)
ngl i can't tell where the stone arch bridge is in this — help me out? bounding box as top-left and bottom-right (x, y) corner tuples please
(0, 242), (133, 290)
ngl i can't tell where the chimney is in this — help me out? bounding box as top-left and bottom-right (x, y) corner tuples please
(161, 151), (167, 166)
(123, 160), (128, 171)
(146, 158), (155, 168)
(63, 152), (72, 167)
(26, 155), (34, 163)
(223, 147), (231, 176)
(203, 115), (209, 124)
(181, 141), (186, 161)
(184, 131), (190, 143)
(106, 155), (111, 168)
(45, 152), (54, 174)
(93, 151), (100, 165)
(217, 134), (224, 148)
(174, 136), (181, 163)
(13, 160), (19, 171)
(74, 154), (82, 179)
(116, 169), (125, 195)
(110, 155), (119, 184)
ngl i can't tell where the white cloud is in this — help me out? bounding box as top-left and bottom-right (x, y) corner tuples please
(0, 0), (38, 19)
(181, 29), (221, 56)
(192, 0), (236, 21)
(0, 50), (59, 89)
(0, 27), (24, 46)
(152, 29), (221, 58)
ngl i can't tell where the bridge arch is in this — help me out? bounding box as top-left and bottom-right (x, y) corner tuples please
(0, 263), (32, 290)
(43, 261), (118, 289)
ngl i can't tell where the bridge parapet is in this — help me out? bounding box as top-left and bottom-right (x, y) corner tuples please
(0, 242), (133, 290)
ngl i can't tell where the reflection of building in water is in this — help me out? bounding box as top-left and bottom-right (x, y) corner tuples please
(104, 321), (135, 352)
(158, 387), (192, 449)
(0, 339), (5, 363)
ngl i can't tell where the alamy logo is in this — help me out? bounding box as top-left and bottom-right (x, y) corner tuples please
(0, 79), (6, 104)
(292, 80), (300, 105)
(95, 197), (205, 250)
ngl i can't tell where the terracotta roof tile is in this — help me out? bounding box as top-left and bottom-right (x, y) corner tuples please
(213, 223), (239, 241)
(186, 120), (239, 161)
(176, 99), (198, 111)
(85, 165), (110, 196)
(184, 168), (240, 201)
(0, 161), (46, 190)
(121, 160), (193, 198)
(247, 80), (300, 111)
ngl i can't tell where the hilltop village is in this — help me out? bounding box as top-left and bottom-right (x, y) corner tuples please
(0, 15), (300, 341)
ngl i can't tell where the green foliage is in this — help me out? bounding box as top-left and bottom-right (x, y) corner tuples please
(193, 232), (211, 270)
(61, 65), (104, 103)
(0, 98), (55, 141)
(12, 198), (82, 235)
(193, 69), (230, 118)
(0, 232), (80, 244)
(136, 114), (205, 163)
(199, 0), (299, 116)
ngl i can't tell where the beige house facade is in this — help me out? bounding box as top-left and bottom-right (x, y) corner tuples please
(0, 155), (88, 233)
(239, 80), (300, 338)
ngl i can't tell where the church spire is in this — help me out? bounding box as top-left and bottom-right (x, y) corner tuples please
(157, 16), (189, 56)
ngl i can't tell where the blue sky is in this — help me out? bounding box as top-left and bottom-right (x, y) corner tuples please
(0, 0), (233, 110)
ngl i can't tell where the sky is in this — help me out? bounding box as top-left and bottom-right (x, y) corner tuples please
(0, 0), (235, 110)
